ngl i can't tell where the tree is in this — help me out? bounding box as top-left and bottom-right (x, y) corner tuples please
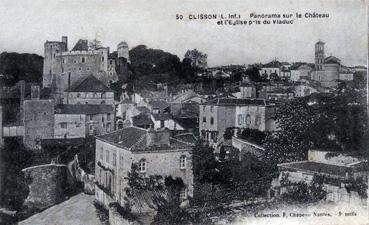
(280, 174), (326, 203)
(184, 49), (208, 69)
(263, 87), (368, 165)
(245, 66), (263, 82)
(0, 52), (43, 86)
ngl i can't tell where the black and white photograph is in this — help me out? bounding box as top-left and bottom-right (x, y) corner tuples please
(0, 0), (368, 224)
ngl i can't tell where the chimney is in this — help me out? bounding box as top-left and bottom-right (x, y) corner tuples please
(62, 36), (68, 51)
(146, 128), (170, 147)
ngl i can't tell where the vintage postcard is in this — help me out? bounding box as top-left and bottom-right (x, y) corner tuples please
(0, 0), (368, 224)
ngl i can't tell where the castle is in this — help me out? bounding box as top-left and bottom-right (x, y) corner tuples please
(42, 36), (130, 103)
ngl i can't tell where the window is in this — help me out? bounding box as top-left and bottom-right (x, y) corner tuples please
(113, 153), (116, 166)
(89, 115), (93, 121)
(106, 150), (110, 163)
(202, 105), (206, 112)
(180, 155), (186, 169)
(82, 57), (85, 63)
(180, 188), (187, 200)
(160, 120), (165, 128)
(77, 93), (81, 98)
(246, 115), (251, 125)
(107, 123), (111, 132)
(139, 159), (146, 173)
(110, 60), (113, 65)
(210, 106), (213, 112)
(107, 113), (111, 121)
(62, 59), (65, 64)
(202, 117), (206, 123)
(210, 117), (214, 125)
(101, 101), (106, 104)
(60, 122), (67, 129)
(100, 147), (104, 160)
(102, 56), (105, 61)
(238, 114), (242, 126)
(102, 116), (105, 123)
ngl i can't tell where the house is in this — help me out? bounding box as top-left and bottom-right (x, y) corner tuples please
(199, 98), (277, 145)
(271, 149), (368, 205)
(290, 64), (313, 82)
(54, 104), (114, 138)
(94, 127), (194, 211)
(260, 60), (283, 79)
(63, 75), (114, 105)
(150, 113), (185, 130)
(233, 83), (257, 98)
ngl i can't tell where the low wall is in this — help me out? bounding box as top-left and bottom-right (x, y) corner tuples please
(22, 163), (74, 209)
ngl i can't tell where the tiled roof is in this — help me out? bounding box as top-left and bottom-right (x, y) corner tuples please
(96, 126), (194, 151)
(203, 98), (266, 106)
(278, 161), (353, 177)
(149, 100), (169, 110)
(136, 106), (150, 113)
(324, 56), (341, 65)
(152, 113), (172, 121)
(97, 127), (148, 149)
(72, 39), (88, 51)
(67, 75), (112, 92)
(263, 60), (282, 68)
(173, 133), (197, 144)
(55, 104), (113, 115)
(132, 113), (153, 127)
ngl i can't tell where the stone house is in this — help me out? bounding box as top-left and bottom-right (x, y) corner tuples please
(95, 127), (194, 211)
(199, 98), (277, 147)
(54, 104), (114, 138)
(62, 75), (114, 105)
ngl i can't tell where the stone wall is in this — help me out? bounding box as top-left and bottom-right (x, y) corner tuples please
(22, 163), (75, 209)
(23, 100), (55, 150)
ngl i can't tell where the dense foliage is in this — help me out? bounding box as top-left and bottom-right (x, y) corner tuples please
(0, 52), (43, 86)
(263, 83), (368, 165)
(280, 174), (327, 203)
(192, 141), (274, 206)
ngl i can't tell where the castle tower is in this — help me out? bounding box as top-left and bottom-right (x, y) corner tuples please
(42, 37), (68, 88)
(117, 42), (130, 82)
(315, 41), (325, 70)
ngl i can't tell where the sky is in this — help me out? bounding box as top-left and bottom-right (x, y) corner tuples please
(0, 0), (367, 66)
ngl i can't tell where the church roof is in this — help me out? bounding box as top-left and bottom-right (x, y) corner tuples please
(66, 75), (112, 92)
(324, 56), (341, 65)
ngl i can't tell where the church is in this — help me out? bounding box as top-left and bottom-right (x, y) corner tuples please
(311, 41), (354, 88)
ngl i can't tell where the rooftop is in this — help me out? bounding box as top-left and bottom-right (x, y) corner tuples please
(202, 98), (267, 106)
(72, 39), (88, 51)
(66, 75), (112, 92)
(278, 161), (354, 177)
(55, 104), (113, 115)
(96, 126), (194, 151)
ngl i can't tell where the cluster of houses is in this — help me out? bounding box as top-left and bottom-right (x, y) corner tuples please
(0, 38), (367, 220)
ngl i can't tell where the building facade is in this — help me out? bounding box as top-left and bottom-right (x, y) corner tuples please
(199, 98), (276, 144)
(94, 127), (194, 211)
